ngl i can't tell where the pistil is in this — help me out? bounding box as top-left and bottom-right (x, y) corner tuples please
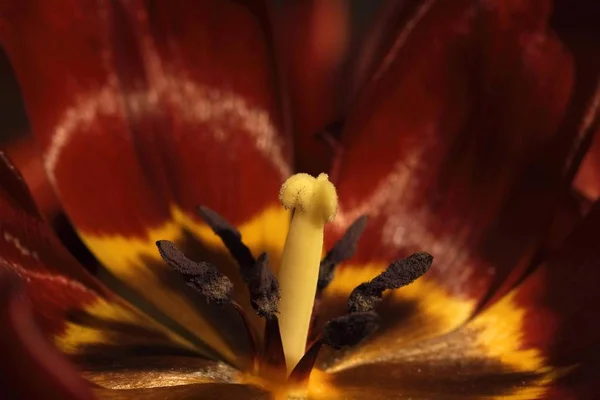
(277, 173), (338, 373)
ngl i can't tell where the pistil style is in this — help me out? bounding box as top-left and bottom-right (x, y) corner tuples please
(277, 173), (338, 373)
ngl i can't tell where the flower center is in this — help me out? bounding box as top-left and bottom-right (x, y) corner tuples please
(155, 172), (433, 388)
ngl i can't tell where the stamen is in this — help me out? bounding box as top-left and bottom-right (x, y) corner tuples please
(156, 240), (233, 303)
(247, 253), (280, 318)
(349, 252), (433, 313)
(196, 206), (255, 267)
(322, 311), (379, 349)
(263, 317), (286, 372)
(288, 340), (324, 384)
(318, 215), (368, 293)
(197, 206), (280, 318)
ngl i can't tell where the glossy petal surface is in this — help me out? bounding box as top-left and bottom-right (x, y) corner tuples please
(82, 355), (239, 390)
(94, 383), (269, 400)
(320, 0), (578, 349)
(320, 329), (549, 399)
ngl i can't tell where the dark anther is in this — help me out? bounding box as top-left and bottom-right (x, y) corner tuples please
(349, 252), (433, 313)
(247, 253), (280, 318)
(322, 311), (379, 349)
(197, 206), (280, 318)
(156, 240), (233, 304)
(196, 206), (255, 267)
(318, 215), (368, 293)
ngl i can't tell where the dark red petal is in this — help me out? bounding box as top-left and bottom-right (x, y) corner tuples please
(544, 365), (600, 400)
(0, 273), (95, 400)
(328, 0), (576, 317)
(0, 151), (108, 296)
(320, 206), (600, 399)
(276, 0), (349, 174)
(428, 199), (600, 400)
(511, 201), (600, 370)
(0, 151), (110, 338)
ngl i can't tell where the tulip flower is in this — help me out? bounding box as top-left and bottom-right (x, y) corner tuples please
(1, 0), (599, 398)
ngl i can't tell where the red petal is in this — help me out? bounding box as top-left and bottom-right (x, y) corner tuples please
(0, 272), (95, 400)
(0, 0), (290, 237)
(1, 0), (169, 236)
(276, 0), (349, 174)
(0, 151), (109, 337)
(138, 0), (291, 221)
(329, 0), (576, 310)
(0, 151), (108, 298)
(0, 1), (290, 364)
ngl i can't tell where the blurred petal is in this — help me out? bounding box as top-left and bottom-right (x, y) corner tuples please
(321, 0), (580, 346)
(0, 272), (95, 400)
(0, 0), (291, 365)
(94, 383), (269, 400)
(276, 0), (349, 174)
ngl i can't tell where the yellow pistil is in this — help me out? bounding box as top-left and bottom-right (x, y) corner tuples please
(277, 173), (338, 373)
